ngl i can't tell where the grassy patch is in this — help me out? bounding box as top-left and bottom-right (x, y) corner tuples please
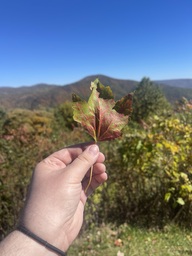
(68, 224), (192, 256)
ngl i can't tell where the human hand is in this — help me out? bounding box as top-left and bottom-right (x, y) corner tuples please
(19, 143), (107, 253)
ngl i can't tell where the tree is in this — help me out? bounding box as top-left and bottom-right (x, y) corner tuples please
(0, 109), (7, 133)
(54, 101), (77, 130)
(132, 77), (171, 122)
(174, 97), (192, 125)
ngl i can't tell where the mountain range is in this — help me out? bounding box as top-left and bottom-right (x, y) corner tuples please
(0, 75), (192, 110)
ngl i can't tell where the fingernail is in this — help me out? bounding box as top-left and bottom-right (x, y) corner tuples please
(88, 145), (99, 155)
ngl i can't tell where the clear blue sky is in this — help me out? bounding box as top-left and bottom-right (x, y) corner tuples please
(0, 0), (192, 87)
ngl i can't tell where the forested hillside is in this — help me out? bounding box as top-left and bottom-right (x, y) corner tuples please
(1, 75), (192, 109)
(0, 75), (137, 109)
(156, 79), (192, 88)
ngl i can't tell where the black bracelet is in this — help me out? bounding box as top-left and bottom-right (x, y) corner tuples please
(16, 225), (66, 256)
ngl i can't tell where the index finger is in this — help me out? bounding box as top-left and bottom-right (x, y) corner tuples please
(36, 142), (104, 172)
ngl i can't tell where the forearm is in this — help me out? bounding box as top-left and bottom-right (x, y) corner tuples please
(0, 231), (60, 256)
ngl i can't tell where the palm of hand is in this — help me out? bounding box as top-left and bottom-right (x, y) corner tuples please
(22, 144), (106, 251)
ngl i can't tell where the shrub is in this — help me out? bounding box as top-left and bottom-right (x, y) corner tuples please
(98, 115), (192, 227)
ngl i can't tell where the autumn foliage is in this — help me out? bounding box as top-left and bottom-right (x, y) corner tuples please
(0, 78), (192, 240)
(72, 79), (132, 142)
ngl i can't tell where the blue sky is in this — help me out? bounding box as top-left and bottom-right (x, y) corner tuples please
(0, 0), (192, 87)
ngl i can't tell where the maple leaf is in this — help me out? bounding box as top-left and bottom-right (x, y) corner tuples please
(72, 79), (132, 142)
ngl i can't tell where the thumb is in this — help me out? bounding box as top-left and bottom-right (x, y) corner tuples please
(65, 144), (100, 182)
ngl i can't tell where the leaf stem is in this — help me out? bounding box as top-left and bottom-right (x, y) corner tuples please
(85, 140), (97, 194)
(85, 165), (93, 194)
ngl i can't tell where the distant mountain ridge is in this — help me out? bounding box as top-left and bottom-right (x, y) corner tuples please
(0, 75), (192, 110)
(155, 79), (192, 89)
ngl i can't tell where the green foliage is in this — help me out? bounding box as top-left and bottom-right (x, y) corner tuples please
(0, 108), (88, 239)
(2, 109), (53, 136)
(0, 109), (7, 131)
(54, 101), (77, 130)
(100, 115), (192, 226)
(174, 97), (192, 125)
(132, 77), (171, 122)
(0, 121), (54, 238)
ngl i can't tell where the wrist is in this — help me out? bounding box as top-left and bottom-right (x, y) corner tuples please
(17, 225), (67, 256)
(0, 230), (53, 256)
(20, 209), (70, 253)
(0, 230), (67, 256)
